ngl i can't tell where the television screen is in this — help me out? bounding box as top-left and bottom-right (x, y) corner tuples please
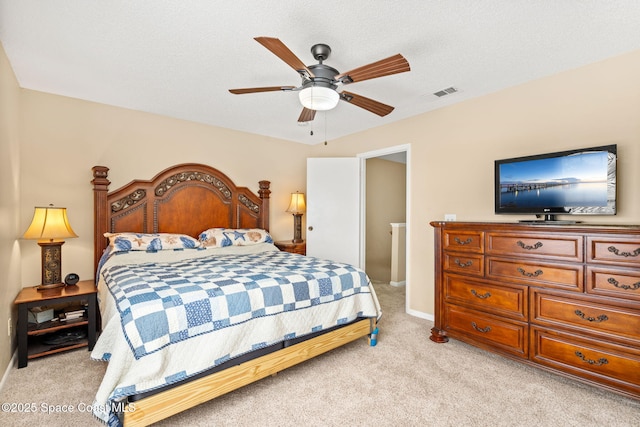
(494, 145), (617, 221)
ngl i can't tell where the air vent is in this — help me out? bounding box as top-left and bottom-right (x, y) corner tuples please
(433, 87), (458, 97)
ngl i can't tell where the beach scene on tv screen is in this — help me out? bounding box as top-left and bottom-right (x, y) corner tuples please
(499, 151), (609, 208)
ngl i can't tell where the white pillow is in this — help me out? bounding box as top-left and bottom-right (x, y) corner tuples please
(104, 232), (200, 253)
(198, 228), (273, 248)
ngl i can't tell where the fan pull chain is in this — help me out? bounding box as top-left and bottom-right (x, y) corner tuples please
(324, 111), (328, 145)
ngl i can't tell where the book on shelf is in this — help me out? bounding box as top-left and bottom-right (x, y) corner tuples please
(59, 312), (85, 321)
(58, 304), (87, 321)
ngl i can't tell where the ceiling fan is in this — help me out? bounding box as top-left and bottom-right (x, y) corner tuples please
(229, 37), (411, 123)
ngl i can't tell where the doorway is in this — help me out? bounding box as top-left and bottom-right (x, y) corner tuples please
(358, 145), (409, 309)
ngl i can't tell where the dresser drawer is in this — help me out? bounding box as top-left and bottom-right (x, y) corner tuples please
(444, 274), (527, 320)
(443, 253), (484, 276)
(587, 266), (640, 302)
(444, 304), (528, 358)
(487, 232), (583, 262)
(588, 236), (640, 267)
(442, 230), (484, 253)
(531, 327), (640, 396)
(531, 289), (640, 343)
(487, 257), (583, 291)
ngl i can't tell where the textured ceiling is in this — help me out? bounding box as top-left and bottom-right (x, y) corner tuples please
(2, 1), (640, 145)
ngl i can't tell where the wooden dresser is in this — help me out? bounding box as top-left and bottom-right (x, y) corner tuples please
(430, 221), (640, 400)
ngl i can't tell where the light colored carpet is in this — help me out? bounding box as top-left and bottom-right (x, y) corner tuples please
(1, 282), (638, 426)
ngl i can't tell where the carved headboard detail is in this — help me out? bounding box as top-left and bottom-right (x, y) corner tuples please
(91, 163), (270, 273)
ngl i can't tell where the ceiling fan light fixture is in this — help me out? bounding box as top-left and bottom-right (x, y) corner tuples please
(298, 86), (339, 111)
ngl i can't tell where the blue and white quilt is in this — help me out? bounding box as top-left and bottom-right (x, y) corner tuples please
(103, 250), (373, 359)
(91, 243), (381, 426)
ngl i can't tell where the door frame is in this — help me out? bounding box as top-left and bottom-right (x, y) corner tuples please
(357, 144), (411, 310)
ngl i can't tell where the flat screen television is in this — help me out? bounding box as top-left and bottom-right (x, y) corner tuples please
(494, 144), (617, 223)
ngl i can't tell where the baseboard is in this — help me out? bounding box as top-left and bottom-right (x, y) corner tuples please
(406, 307), (433, 322)
(389, 280), (406, 287)
(0, 350), (16, 394)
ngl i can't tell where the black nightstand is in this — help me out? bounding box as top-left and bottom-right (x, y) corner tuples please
(14, 280), (97, 368)
(274, 240), (306, 255)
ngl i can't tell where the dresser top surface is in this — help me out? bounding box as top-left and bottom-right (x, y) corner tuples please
(430, 221), (640, 234)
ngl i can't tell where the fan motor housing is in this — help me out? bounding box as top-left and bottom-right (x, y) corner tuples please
(302, 63), (339, 90)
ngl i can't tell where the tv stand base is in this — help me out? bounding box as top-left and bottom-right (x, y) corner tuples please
(518, 219), (580, 225)
(519, 214), (580, 224)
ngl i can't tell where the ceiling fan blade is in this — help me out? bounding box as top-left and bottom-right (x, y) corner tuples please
(298, 108), (316, 122)
(229, 86), (295, 94)
(340, 91), (394, 117)
(335, 54), (410, 84)
(254, 37), (315, 78)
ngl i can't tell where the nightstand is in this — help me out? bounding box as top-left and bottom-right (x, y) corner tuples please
(274, 240), (306, 255)
(14, 280), (97, 368)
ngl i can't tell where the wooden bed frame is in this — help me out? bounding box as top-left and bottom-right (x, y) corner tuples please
(91, 163), (374, 426)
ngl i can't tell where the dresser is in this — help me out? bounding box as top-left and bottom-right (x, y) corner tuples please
(430, 221), (640, 400)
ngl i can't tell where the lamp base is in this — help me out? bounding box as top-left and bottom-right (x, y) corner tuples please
(36, 282), (66, 291)
(292, 213), (303, 244)
(37, 240), (65, 290)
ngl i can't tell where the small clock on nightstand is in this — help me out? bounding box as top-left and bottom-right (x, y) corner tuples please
(274, 240), (306, 255)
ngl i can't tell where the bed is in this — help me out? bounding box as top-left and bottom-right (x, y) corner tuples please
(90, 163), (381, 426)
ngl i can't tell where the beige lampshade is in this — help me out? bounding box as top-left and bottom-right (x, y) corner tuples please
(23, 206), (78, 242)
(286, 192), (306, 215)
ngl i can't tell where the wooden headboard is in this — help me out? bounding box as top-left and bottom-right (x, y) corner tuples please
(91, 163), (271, 273)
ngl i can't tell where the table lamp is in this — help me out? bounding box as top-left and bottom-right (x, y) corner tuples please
(286, 192), (306, 244)
(23, 205), (78, 290)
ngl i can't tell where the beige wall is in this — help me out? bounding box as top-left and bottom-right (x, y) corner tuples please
(311, 49), (640, 316)
(2, 45), (640, 376)
(18, 91), (312, 287)
(365, 158), (406, 282)
(0, 43), (22, 375)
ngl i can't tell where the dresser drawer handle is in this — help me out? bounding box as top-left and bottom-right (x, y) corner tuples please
(574, 310), (609, 323)
(607, 246), (640, 258)
(470, 289), (491, 299)
(517, 267), (543, 278)
(471, 322), (491, 333)
(607, 277), (640, 291)
(575, 351), (608, 366)
(454, 258), (473, 268)
(454, 237), (473, 245)
(517, 240), (543, 250)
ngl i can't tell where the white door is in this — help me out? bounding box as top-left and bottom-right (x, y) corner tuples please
(306, 157), (361, 267)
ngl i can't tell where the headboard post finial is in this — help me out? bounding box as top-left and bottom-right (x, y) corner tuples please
(92, 166), (110, 186)
(258, 180), (271, 199)
(92, 166), (111, 276)
(259, 180), (271, 231)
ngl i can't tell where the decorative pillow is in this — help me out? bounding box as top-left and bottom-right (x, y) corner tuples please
(198, 228), (273, 248)
(104, 232), (200, 253)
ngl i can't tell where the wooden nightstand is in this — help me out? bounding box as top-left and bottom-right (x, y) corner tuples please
(14, 280), (97, 368)
(274, 240), (306, 255)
